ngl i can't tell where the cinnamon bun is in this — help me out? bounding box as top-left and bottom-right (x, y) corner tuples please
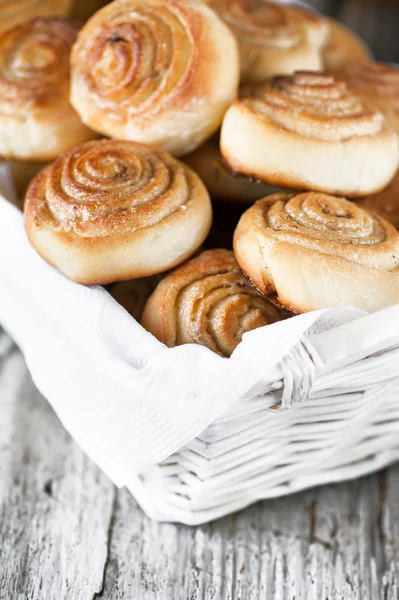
(141, 248), (287, 356)
(206, 0), (328, 83)
(0, 18), (95, 161)
(221, 71), (399, 197)
(234, 192), (399, 313)
(70, 0), (239, 156)
(24, 139), (212, 284)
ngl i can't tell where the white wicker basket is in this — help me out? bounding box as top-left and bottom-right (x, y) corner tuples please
(1, 168), (399, 526)
(129, 311), (399, 524)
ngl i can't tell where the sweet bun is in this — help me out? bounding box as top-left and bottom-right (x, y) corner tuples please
(337, 61), (399, 135)
(357, 172), (399, 230)
(323, 18), (371, 71)
(205, 0), (328, 83)
(233, 192), (399, 313)
(0, 0), (72, 33)
(141, 249), (287, 357)
(24, 139), (212, 284)
(70, 0), (239, 157)
(0, 18), (96, 162)
(221, 71), (399, 197)
(109, 276), (161, 321)
(184, 137), (281, 204)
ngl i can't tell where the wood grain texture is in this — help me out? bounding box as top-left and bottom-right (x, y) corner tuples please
(0, 335), (115, 600)
(99, 476), (399, 599)
(1, 330), (399, 600)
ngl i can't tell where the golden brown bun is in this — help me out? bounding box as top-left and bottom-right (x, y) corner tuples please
(70, 0), (239, 157)
(70, 0), (109, 21)
(141, 248), (287, 357)
(184, 136), (282, 204)
(108, 276), (161, 321)
(337, 61), (399, 135)
(357, 171), (399, 230)
(323, 18), (371, 71)
(205, 0), (328, 83)
(0, 18), (96, 161)
(233, 192), (399, 314)
(0, 0), (72, 33)
(24, 139), (213, 284)
(221, 71), (399, 198)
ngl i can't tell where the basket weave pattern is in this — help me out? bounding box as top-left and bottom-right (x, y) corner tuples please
(131, 328), (399, 524)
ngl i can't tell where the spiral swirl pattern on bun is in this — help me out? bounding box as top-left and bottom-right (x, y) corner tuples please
(242, 72), (382, 141)
(70, 0), (239, 156)
(24, 139), (212, 284)
(206, 0), (328, 83)
(221, 71), (399, 197)
(141, 249), (287, 357)
(338, 61), (399, 134)
(0, 0), (72, 33)
(0, 18), (95, 161)
(233, 192), (399, 313)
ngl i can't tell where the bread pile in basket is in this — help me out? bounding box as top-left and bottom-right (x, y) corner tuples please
(3, 0), (399, 358)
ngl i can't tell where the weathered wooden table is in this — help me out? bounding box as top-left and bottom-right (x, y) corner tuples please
(2, 2), (399, 598)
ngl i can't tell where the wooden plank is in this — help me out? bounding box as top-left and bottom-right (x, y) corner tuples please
(0, 333), (115, 600)
(98, 469), (399, 599)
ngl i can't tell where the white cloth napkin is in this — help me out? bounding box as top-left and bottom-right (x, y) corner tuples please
(1, 164), (398, 489)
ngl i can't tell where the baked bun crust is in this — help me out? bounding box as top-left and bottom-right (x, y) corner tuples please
(357, 172), (399, 230)
(24, 139), (212, 284)
(221, 71), (399, 197)
(0, 18), (96, 161)
(141, 248), (287, 357)
(337, 61), (399, 135)
(184, 136), (281, 204)
(0, 0), (72, 33)
(323, 18), (371, 71)
(70, 0), (239, 157)
(206, 0), (328, 83)
(233, 192), (399, 313)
